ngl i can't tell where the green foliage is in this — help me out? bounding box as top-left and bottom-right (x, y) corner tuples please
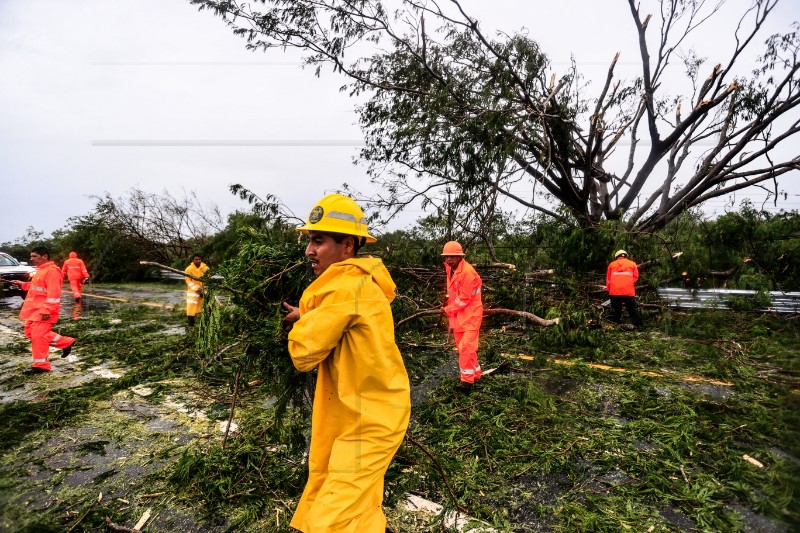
(198, 223), (311, 417)
(727, 290), (772, 312)
(170, 408), (307, 528)
(400, 309), (800, 531)
(53, 212), (152, 282)
(192, 0), (799, 233)
(203, 211), (274, 264)
(663, 205), (800, 290)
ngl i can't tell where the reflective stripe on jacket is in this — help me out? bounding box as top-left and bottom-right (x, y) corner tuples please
(20, 261), (62, 323)
(184, 262), (209, 292)
(62, 257), (89, 280)
(287, 257), (411, 532)
(606, 257), (639, 296)
(444, 259), (483, 332)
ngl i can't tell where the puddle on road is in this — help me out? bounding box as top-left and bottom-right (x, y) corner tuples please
(0, 284), (183, 318)
(0, 294), (112, 317)
(0, 295), (23, 311)
(0, 284), (241, 531)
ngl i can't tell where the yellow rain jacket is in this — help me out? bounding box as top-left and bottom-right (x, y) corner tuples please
(288, 257), (411, 533)
(184, 262), (209, 317)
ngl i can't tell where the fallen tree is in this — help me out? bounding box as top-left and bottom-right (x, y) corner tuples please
(396, 307), (560, 328)
(192, 0), (800, 233)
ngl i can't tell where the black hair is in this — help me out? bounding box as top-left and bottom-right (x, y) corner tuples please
(31, 246), (50, 259)
(329, 233), (363, 255)
(192, 253), (202, 260)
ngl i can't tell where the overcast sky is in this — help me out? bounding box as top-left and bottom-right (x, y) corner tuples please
(1, 0), (798, 244)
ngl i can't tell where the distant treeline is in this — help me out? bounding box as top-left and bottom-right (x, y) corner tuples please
(3, 189), (798, 292)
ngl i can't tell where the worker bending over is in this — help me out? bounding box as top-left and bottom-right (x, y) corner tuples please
(606, 249), (644, 329)
(282, 193), (411, 532)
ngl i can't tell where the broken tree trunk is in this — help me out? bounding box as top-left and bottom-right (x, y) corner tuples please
(637, 252), (683, 271)
(396, 307), (560, 328)
(710, 266), (738, 278)
(475, 262), (517, 270)
(483, 308), (560, 326)
(139, 260), (203, 282)
(525, 269), (555, 280)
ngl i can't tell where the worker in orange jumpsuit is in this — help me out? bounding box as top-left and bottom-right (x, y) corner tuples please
(606, 249), (644, 328)
(282, 194), (411, 532)
(10, 247), (75, 374)
(184, 254), (209, 327)
(62, 251), (90, 302)
(442, 241), (483, 393)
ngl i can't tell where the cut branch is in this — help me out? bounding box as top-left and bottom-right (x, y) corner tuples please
(483, 308), (560, 326)
(396, 307), (560, 328)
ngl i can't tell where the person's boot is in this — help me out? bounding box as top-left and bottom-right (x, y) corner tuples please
(23, 367), (49, 375)
(187, 316), (196, 327)
(459, 381), (473, 394)
(62, 340), (76, 358)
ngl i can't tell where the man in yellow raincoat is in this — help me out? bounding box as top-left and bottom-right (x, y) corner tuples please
(184, 254), (209, 327)
(282, 194), (411, 533)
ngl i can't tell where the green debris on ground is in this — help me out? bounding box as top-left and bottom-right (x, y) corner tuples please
(0, 282), (797, 532)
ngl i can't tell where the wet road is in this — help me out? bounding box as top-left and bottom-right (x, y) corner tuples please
(0, 284), (184, 319)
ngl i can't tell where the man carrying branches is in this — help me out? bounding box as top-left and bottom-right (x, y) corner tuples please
(184, 253), (209, 327)
(282, 193), (411, 532)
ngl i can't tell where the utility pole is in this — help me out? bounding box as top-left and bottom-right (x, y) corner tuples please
(446, 187), (452, 241)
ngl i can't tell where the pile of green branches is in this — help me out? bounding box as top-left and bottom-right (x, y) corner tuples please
(168, 225), (317, 524)
(195, 226), (311, 413)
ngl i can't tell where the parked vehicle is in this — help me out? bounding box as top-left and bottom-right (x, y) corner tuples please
(0, 252), (35, 298)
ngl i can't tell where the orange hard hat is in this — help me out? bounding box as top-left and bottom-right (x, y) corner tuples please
(441, 241), (465, 256)
(69, 252), (77, 258)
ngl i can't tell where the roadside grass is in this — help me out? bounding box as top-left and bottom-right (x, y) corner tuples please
(0, 289), (797, 532)
(393, 310), (799, 531)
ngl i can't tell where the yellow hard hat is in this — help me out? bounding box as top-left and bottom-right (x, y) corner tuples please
(441, 241), (465, 256)
(615, 249), (628, 258)
(297, 193), (377, 243)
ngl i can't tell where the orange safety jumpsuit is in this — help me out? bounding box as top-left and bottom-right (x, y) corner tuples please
(606, 256), (643, 327)
(62, 252), (89, 299)
(19, 261), (75, 371)
(184, 262), (209, 317)
(606, 256), (639, 296)
(444, 258), (483, 384)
